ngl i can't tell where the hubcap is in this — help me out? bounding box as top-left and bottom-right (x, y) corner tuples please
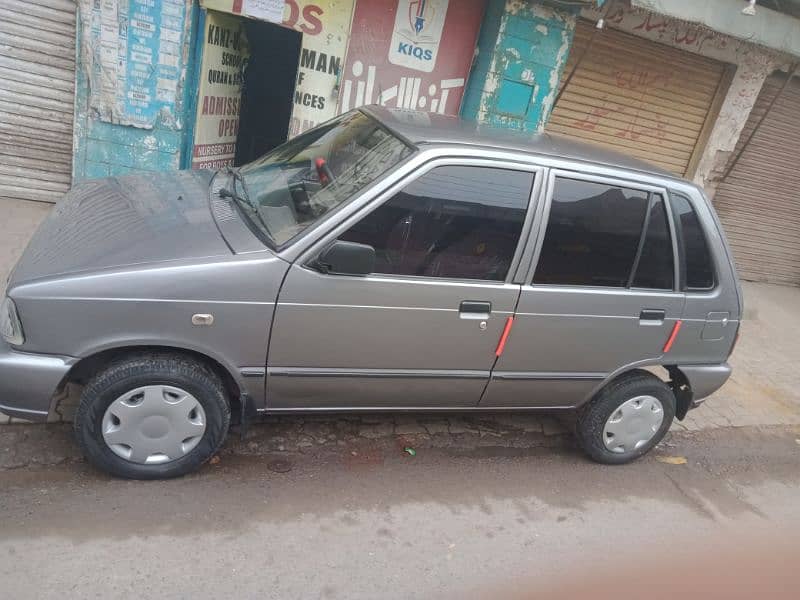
(102, 385), (206, 465)
(602, 395), (664, 454)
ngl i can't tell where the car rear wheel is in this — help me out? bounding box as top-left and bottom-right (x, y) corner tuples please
(74, 353), (230, 479)
(576, 371), (675, 465)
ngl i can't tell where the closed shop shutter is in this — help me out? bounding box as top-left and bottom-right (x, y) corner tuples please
(0, 0), (76, 204)
(547, 20), (727, 176)
(713, 74), (800, 285)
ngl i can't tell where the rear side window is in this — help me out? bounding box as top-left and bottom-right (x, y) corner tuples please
(670, 193), (715, 289)
(534, 178), (649, 287)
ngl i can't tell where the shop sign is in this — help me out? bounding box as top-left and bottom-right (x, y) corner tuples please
(199, 0), (355, 136)
(243, 0), (286, 23)
(288, 1), (355, 136)
(79, 0), (191, 128)
(387, 0), (448, 73)
(340, 0), (485, 115)
(191, 11), (250, 169)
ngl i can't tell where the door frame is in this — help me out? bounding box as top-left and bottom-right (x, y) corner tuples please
(289, 156), (546, 283)
(274, 146), (554, 266)
(517, 167), (681, 293)
(481, 167), (688, 409)
(263, 156), (547, 411)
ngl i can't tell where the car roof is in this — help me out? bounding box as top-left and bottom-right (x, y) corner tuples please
(362, 105), (681, 182)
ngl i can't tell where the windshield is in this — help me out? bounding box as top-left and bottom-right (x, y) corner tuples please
(229, 111), (413, 247)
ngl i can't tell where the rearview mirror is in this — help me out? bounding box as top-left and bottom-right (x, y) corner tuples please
(316, 240), (375, 276)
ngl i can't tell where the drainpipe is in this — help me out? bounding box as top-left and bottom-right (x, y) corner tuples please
(552, 1), (612, 108)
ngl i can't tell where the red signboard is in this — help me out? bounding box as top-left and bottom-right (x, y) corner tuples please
(339, 0), (486, 115)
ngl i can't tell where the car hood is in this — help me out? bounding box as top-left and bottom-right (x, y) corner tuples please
(9, 170), (230, 286)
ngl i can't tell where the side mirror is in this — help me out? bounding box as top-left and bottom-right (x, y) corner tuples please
(316, 240), (375, 276)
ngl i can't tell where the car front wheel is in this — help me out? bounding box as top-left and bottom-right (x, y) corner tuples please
(74, 353), (231, 479)
(576, 371), (675, 465)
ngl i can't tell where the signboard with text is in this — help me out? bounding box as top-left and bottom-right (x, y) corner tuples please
(199, 0), (355, 137)
(191, 11), (250, 169)
(339, 0), (485, 115)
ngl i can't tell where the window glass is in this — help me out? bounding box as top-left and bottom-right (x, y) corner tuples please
(236, 111), (412, 246)
(671, 193), (715, 289)
(632, 194), (674, 290)
(533, 178), (649, 287)
(338, 166), (533, 281)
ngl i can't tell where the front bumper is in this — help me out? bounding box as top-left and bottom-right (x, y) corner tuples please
(0, 339), (75, 421)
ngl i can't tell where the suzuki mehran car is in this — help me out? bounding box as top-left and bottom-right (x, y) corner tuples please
(0, 107), (742, 478)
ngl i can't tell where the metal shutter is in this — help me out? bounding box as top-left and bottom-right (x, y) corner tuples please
(547, 20), (727, 175)
(0, 0), (76, 204)
(713, 74), (800, 286)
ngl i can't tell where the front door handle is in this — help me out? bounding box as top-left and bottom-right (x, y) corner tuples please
(639, 309), (666, 324)
(460, 300), (492, 319)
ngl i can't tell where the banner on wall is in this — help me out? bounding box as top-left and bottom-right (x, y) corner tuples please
(191, 12), (250, 169)
(200, 0), (355, 136)
(340, 0), (485, 115)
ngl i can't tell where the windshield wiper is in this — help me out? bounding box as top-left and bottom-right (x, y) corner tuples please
(218, 186), (247, 203)
(225, 165), (245, 186)
(218, 166), (276, 248)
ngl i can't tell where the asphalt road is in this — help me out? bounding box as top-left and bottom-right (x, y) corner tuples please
(1, 425), (798, 599)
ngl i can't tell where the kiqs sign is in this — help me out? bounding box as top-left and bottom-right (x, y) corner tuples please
(340, 0), (485, 115)
(388, 0), (448, 72)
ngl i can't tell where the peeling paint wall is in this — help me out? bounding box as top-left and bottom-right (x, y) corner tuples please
(73, 0), (199, 181)
(581, 1), (792, 194)
(692, 58), (774, 195)
(461, 0), (505, 121)
(461, 0), (577, 132)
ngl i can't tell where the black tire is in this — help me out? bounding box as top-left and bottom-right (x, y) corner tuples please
(74, 353), (231, 479)
(576, 371), (675, 465)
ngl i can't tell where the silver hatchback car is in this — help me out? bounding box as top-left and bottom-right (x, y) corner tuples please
(0, 107), (741, 478)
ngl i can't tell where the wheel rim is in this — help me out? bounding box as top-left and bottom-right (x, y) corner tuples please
(101, 385), (207, 465)
(602, 395), (664, 454)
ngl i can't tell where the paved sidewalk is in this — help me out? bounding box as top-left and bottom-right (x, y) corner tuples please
(677, 281), (800, 431)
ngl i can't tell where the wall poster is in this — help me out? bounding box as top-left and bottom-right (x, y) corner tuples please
(80, 0), (191, 128)
(190, 11), (250, 169)
(339, 0), (485, 116)
(199, 0), (355, 137)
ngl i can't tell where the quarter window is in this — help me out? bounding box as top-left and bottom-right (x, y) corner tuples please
(338, 166), (533, 281)
(533, 178), (650, 287)
(670, 193), (715, 289)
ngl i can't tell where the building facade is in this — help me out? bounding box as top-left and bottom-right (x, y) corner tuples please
(0, 0), (798, 285)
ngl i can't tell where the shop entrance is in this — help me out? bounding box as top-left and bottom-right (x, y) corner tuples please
(234, 19), (302, 166)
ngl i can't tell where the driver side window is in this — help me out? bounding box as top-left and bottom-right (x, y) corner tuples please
(338, 166), (534, 281)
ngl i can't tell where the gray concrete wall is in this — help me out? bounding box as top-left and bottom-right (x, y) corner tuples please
(0, 198), (50, 295)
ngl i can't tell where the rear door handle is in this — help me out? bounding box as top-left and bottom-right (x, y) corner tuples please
(460, 300), (492, 319)
(639, 309), (666, 324)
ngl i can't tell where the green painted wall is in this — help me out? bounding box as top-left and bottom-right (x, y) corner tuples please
(462, 1), (578, 132)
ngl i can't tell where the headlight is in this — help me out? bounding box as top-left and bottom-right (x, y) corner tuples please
(0, 296), (24, 345)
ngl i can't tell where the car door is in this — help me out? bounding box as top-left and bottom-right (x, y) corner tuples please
(482, 170), (685, 407)
(266, 161), (542, 409)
